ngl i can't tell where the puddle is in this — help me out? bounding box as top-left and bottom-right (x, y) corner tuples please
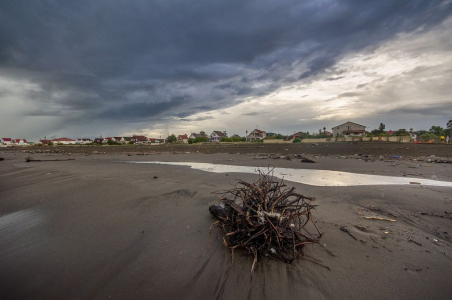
(120, 161), (452, 187)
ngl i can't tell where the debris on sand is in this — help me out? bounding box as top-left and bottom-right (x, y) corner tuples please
(25, 157), (75, 162)
(432, 159), (452, 164)
(363, 216), (396, 222)
(339, 226), (357, 240)
(408, 236), (422, 246)
(252, 154), (316, 162)
(300, 157), (315, 163)
(0, 157), (4, 161)
(209, 171), (323, 273)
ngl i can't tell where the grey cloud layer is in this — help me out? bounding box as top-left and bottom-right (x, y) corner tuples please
(0, 0), (451, 138)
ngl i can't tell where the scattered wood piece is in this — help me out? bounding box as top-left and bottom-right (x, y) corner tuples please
(355, 225), (367, 231)
(408, 236), (422, 246)
(363, 216), (396, 222)
(25, 158), (75, 162)
(340, 226), (357, 240)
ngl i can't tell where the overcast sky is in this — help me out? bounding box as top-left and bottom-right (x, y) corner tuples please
(1, 0), (451, 140)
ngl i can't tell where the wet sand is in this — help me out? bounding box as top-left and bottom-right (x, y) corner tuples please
(1, 151), (451, 299)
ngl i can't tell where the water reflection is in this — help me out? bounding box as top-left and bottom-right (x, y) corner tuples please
(120, 161), (452, 187)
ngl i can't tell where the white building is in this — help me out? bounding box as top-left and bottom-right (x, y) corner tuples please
(189, 133), (206, 140)
(331, 121), (366, 137)
(210, 131), (227, 142)
(51, 138), (76, 145)
(177, 135), (189, 143)
(114, 137), (126, 144)
(246, 129), (266, 141)
(1, 138), (12, 145)
(13, 139), (28, 145)
(76, 138), (93, 144)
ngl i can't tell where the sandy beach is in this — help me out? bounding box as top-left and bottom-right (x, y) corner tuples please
(1, 146), (451, 299)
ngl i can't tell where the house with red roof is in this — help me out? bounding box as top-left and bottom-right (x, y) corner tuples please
(131, 135), (149, 144)
(148, 138), (165, 144)
(14, 139), (28, 145)
(38, 139), (52, 145)
(177, 134), (189, 143)
(1, 138), (12, 145)
(102, 137), (114, 143)
(246, 129), (266, 141)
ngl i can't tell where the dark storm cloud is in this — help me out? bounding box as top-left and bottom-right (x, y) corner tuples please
(179, 116), (214, 122)
(99, 96), (186, 119)
(0, 0), (451, 136)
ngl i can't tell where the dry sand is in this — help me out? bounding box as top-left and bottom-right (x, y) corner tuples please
(0, 150), (451, 300)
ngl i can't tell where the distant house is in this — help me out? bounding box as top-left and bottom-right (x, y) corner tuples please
(2, 138), (12, 145)
(246, 129), (266, 141)
(332, 121), (366, 137)
(51, 138), (76, 145)
(148, 138), (165, 144)
(14, 139), (28, 145)
(291, 132), (305, 139)
(113, 137), (126, 144)
(123, 137), (132, 143)
(131, 135), (149, 144)
(210, 131), (227, 142)
(189, 133), (204, 139)
(102, 137), (114, 143)
(324, 131), (333, 136)
(231, 134), (241, 138)
(76, 138), (92, 145)
(38, 139), (52, 145)
(93, 138), (104, 144)
(386, 130), (395, 135)
(177, 134), (189, 144)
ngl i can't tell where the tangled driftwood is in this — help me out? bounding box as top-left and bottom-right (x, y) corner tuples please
(209, 170), (323, 272)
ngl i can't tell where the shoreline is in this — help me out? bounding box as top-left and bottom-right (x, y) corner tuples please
(1, 151), (451, 299)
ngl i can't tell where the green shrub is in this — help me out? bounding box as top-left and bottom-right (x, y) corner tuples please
(189, 137), (207, 144)
(293, 138), (302, 143)
(166, 134), (177, 143)
(220, 136), (244, 142)
(107, 140), (120, 145)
